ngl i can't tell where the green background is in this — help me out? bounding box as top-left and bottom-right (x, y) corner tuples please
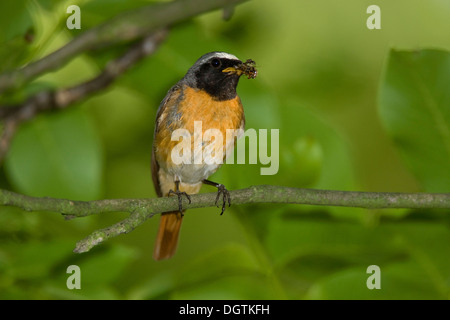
(0, 0), (449, 299)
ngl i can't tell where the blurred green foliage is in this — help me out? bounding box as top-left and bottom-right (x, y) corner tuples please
(379, 49), (450, 193)
(0, 0), (449, 300)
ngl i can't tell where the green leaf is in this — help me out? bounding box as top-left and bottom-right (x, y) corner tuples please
(77, 245), (138, 286)
(176, 243), (261, 286)
(266, 214), (400, 268)
(378, 49), (450, 192)
(267, 213), (450, 299)
(5, 108), (103, 200)
(77, 0), (151, 31)
(6, 241), (75, 281)
(127, 243), (267, 299)
(305, 262), (443, 300)
(0, 1), (33, 44)
(40, 245), (138, 299)
(171, 243), (277, 299)
(0, 1), (34, 73)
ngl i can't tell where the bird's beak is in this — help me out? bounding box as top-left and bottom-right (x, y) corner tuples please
(222, 59), (258, 79)
(222, 65), (244, 76)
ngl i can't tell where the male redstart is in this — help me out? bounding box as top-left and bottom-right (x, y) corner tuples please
(151, 52), (257, 260)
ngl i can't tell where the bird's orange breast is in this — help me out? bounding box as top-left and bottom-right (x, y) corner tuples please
(178, 86), (244, 133)
(155, 85), (245, 170)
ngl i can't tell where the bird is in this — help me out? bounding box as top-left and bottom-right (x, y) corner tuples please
(151, 51), (257, 260)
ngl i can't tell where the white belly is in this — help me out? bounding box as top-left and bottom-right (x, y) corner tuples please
(168, 162), (222, 184)
(168, 125), (242, 184)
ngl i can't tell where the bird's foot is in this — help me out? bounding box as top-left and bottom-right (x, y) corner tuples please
(168, 188), (191, 216)
(203, 180), (231, 215)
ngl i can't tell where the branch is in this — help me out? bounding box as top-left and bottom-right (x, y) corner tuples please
(0, 0), (248, 94)
(0, 0), (249, 163)
(0, 186), (448, 253)
(0, 29), (167, 162)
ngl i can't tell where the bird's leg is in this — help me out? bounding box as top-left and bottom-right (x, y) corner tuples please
(168, 180), (191, 216)
(202, 179), (231, 215)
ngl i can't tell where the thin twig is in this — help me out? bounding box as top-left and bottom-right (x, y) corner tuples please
(0, 186), (448, 253)
(0, 0), (249, 162)
(0, 29), (167, 162)
(0, 0), (248, 94)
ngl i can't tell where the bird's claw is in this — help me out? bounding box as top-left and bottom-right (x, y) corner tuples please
(168, 189), (191, 216)
(214, 184), (231, 215)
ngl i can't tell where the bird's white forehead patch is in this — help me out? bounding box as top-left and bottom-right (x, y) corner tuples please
(197, 52), (240, 65)
(211, 52), (239, 60)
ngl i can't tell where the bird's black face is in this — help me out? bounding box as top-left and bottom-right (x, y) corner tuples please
(193, 56), (242, 101)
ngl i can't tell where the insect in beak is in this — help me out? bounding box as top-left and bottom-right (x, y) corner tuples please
(223, 59), (258, 79)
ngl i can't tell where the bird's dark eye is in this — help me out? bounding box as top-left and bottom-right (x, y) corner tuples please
(211, 59), (221, 68)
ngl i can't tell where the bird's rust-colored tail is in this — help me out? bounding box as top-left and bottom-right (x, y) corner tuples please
(153, 211), (183, 260)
